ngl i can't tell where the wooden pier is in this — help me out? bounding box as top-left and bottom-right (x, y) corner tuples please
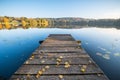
(10, 34), (109, 80)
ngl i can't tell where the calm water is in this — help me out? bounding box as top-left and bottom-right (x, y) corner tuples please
(0, 27), (120, 80)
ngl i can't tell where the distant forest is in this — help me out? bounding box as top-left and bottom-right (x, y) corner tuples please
(0, 16), (120, 29)
(51, 18), (120, 29)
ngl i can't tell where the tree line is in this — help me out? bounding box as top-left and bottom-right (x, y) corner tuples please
(0, 16), (120, 29)
(52, 18), (120, 29)
(0, 16), (50, 29)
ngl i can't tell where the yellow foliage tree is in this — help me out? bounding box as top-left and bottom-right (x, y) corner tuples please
(11, 20), (19, 28)
(21, 20), (27, 28)
(3, 17), (11, 29)
(42, 19), (49, 28)
(29, 19), (38, 27)
(38, 19), (49, 28)
(0, 22), (2, 29)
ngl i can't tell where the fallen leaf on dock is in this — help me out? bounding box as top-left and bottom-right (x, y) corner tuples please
(45, 65), (50, 69)
(56, 62), (60, 65)
(36, 74), (40, 79)
(80, 65), (87, 72)
(27, 74), (30, 78)
(59, 56), (63, 59)
(77, 46), (81, 49)
(80, 68), (85, 72)
(59, 75), (63, 79)
(77, 40), (81, 44)
(42, 68), (46, 72)
(56, 58), (62, 62)
(25, 61), (29, 64)
(38, 71), (43, 75)
(56, 62), (60, 66)
(64, 62), (70, 68)
(65, 62), (69, 64)
(88, 60), (92, 64)
(29, 55), (34, 60)
(41, 60), (45, 63)
(97, 73), (101, 76)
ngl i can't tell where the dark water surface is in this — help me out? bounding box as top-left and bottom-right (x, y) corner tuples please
(0, 27), (120, 80)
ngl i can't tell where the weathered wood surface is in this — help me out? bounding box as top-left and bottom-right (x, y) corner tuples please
(10, 34), (109, 80)
(13, 64), (103, 74)
(10, 75), (108, 80)
(23, 57), (93, 65)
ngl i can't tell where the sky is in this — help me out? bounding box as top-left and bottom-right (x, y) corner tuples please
(0, 0), (120, 19)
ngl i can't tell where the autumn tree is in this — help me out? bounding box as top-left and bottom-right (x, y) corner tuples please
(3, 16), (11, 29)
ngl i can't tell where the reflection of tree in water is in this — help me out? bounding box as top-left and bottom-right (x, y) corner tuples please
(0, 16), (49, 29)
(53, 18), (120, 29)
(1, 16), (120, 29)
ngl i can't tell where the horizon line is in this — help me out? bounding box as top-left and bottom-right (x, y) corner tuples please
(0, 16), (120, 19)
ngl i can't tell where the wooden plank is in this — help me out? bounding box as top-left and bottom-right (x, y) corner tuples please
(32, 52), (89, 57)
(37, 46), (83, 52)
(14, 65), (103, 75)
(38, 47), (82, 51)
(41, 42), (80, 46)
(24, 57), (94, 65)
(39, 46), (80, 49)
(47, 36), (74, 40)
(37, 50), (82, 53)
(40, 44), (80, 47)
(10, 74), (108, 80)
(47, 36), (75, 41)
(48, 34), (71, 36)
(40, 43), (80, 46)
(44, 40), (78, 43)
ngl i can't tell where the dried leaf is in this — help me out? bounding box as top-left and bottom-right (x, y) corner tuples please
(59, 56), (63, 59)
(64, 62), (70, 68)
(41, 60), (45, 63)
(42, 68), (46, 72)
(45, 65), (50, 69)
(38, 71), (43, 75)
(56, 58), (62, 62)
(59, 75), (63, 79)
(27, 74), (30, 78)
(25, 61), (29, 64)
(80, 68), (85, 72)
(36, 74), (40, 79)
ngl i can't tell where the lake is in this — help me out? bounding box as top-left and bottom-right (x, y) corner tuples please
(0, 27), (120, 80)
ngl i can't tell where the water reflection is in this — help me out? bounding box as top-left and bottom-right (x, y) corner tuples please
(97, 46), (120, 60)
(0, 27), (120, 80)
(96, 52), (110, 60)
(114, 53), (120, 57)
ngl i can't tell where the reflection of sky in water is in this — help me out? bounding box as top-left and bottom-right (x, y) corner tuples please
(72, 28), (120, 80)
(0, 27), (120, 80)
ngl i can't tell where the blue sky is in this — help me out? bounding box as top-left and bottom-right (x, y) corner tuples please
(0, 0), (120, 18)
